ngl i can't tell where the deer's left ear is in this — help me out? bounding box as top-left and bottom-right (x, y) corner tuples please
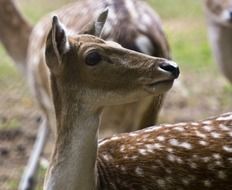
(80, 9), (108, 37)
(45, 16), (70, 72)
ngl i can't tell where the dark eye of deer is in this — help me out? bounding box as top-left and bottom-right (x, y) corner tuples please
(85, 52), (102, 66)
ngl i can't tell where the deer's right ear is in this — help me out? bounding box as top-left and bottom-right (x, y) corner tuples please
(45, 16), (70, 73)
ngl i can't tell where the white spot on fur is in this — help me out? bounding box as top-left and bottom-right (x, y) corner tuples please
(202, 120), (212, 125)
(135, 35), (154, 55)
(215, 161), (223, 166)
(216, 114), (232, 121)
(179, 142), (192, 150)
(120, 166), (126, 173)
(141, 12), (152, 25)
(199, 140), (208, 146)
(169, 139), (179, 146)
(191, 122), (199, 126)
(156, 179), (166, 188)
(157, 136), (165, 142)
(166, 148), (173, 153)
(135, 167), (144, 176)
(228, 131), (232, 137)
(203, 125), (213, 132)
(165, 168), (172, 174)
(144, 126), (161, 132)
(223, 145), (232, 152)
(102, 154), (110, 161)
(174, 122), (187, 126)
(218, 171), (226, 179)
(212, 153), (221, 160)
(203, 180), (211, 187)
(138, 149), (147, 155)
(145, 144), (154, 153)
(131, 155), (138, 160)
(190, 162), (197, 169)
(195, 131), (207, 139)
(228, 158), (232, 163)
(129, 133), (139, 137)
(202, 157), (211, 163)
(167, 154), (176, 162)
(153, 143), (163, 150)
(98, 139), (110, 146)
(192, 154), (199, 159)
(211, 132), (221, 138)
(182, 178), (190, 185)
(173, 126), (185, 132)
(120, 145), (125, 152)
(110, 136), (120, 141)
(219, 124), (230, 131)
(176, 157), (183, 164)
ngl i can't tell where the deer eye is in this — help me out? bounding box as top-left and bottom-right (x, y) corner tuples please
(85, 51), (102, 66)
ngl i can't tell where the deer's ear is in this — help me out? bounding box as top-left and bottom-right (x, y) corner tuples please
(45, 16), (69, 72)
(80, 9), (108, 37)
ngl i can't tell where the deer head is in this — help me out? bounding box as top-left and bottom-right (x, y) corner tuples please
(43, 10), (179, 190)
(204, 0), (232, 27)
(45, 10), (179, 111)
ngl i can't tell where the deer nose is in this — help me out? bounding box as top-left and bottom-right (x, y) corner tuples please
(159, 61), (180, 78)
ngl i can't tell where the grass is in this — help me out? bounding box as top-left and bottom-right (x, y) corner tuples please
(0, 119), (21, 129)
(20, 0), (72, 23)
(6, 179), (18, 190)
(148, 0), (203, 19)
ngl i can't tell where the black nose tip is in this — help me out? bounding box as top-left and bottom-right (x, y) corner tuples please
(159, 61), (180, 78)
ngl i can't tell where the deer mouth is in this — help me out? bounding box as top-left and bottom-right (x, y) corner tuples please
(143, 79), (175, 94)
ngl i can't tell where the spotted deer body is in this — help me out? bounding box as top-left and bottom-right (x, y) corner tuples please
(44, 12), (179, 190)
(203, 0), (232, 83)
(98, 112), (232, 190)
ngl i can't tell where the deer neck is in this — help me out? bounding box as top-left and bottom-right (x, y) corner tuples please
(206, 19), (232, 81)
(0, 0), (32, 74)
(44, 81), (100, 190)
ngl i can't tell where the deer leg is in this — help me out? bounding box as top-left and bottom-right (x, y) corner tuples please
(18, 116), (50, 190)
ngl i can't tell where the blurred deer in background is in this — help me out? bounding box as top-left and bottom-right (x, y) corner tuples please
(0, 0), (170, 189)
(44, 14), (232, 190)
(203, 0), (232, 83)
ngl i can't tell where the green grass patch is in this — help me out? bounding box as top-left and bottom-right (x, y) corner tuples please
(165, 20), (213, 70)
(0, 119), (21, 129)
(148, 0), (203, 19)
(20, 0), (72, 23)
(6, 179), (18, 190)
